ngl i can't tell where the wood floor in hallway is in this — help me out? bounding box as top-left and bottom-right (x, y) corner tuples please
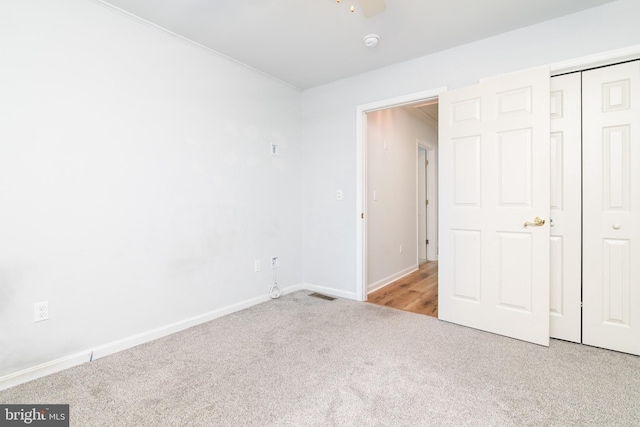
(367, 261), (438, 318)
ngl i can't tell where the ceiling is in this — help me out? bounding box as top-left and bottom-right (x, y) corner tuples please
(99, 0), (616, 90)
(403, 101), (438, 123)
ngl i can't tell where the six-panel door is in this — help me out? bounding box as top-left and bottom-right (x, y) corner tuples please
(583, 61), (640, 356)
(439, 68), (551, 346)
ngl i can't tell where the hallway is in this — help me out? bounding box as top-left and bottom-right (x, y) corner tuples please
(367, 261), (438, 317)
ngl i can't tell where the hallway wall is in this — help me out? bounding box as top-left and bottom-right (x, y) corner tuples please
(366, 108), (432, 291)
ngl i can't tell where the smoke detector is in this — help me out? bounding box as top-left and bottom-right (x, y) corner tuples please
(363, 34), (380, 48)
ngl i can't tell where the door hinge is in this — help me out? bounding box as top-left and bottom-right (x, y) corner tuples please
(426, 200), (429, 205)
(425, 159), (429, 166)
(580, 301), (583, 308)
(361, 213), (364, 219)
(426, 239), (429, 245)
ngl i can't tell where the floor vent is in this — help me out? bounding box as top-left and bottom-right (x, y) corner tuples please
(308, 292), (336, 301)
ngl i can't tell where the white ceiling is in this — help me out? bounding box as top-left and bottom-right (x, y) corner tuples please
(401, 100), (439, 124)
(99, 0), (615, 90)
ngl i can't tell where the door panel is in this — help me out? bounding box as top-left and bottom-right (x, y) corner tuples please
(549, 73), (582, 343)
(439, 68), (550, 346)
(583, 60), (640, 355)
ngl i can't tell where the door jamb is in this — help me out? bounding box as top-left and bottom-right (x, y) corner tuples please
(418, 139), (438, 262)
(417, 144), (428, 263)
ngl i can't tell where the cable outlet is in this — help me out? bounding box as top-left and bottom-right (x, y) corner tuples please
(271, 256), (279, 269)
(34, 301), (48, 322)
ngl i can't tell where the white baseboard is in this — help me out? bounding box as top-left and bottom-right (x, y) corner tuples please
(367, 264), (418, 294)
(0, 351), (91, 393)
(300, 283), (358, 301)
(0, 283), (304, 392)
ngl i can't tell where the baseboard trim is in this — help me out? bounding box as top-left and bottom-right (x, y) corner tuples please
(367, 265), (418, 294)
(0, 283), (304, 391)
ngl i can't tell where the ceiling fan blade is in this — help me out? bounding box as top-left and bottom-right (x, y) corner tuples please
(356, 0), (386, 18)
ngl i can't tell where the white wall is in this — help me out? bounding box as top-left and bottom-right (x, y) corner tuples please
(301, 0), (640, 296)
(0, 0), (302, 380)
(366, 108), (432, 292)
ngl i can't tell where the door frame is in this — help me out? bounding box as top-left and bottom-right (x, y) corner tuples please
(355, 44), (640, 304)
(356, 87), (447, 301)
(418, 138), (438, 262)
(417, 145), (427, 262)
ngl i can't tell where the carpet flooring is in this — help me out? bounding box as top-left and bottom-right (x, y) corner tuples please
(1, 290), (639, 426)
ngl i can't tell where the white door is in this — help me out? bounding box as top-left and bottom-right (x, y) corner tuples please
(582, 60), (640, 356)
(549, 73), (582, 343)
(439, 68), (551, 346)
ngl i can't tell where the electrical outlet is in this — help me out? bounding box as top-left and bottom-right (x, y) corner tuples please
(271, 256), (279, 269)
(34, 301), (48, 322)
(270, 143), (279, 155)
(336, 189), (343, 200)
(254, 260), (261, 272)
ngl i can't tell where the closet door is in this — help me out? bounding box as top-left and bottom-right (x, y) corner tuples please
(549, 73), (582, 343)
(583, 61), (640, 356)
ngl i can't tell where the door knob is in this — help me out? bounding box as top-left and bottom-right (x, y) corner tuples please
(524, 217), (545, 227)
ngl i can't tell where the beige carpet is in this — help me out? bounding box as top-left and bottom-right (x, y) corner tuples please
(1, 290), (639, 426)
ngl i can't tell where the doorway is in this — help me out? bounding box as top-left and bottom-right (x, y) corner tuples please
(356, 87), (446, 302)
(362, 98), (440, 316)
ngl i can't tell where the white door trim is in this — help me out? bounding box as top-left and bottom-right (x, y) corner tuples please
(417, 139), (438, 262)
(417, 144), (428, 262)
(549, 44), (640, 76)
(356, 87), (447, 301)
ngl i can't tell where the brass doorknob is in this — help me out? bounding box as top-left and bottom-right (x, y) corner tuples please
(524, 217), (545, 227)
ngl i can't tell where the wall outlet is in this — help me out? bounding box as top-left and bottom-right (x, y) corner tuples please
(34, 301), (48, 322)
(271, 256), (279, 269)
(270, 143), (279, 155)
(336, 189), (343, 200)
(254, 260), (261, 272)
